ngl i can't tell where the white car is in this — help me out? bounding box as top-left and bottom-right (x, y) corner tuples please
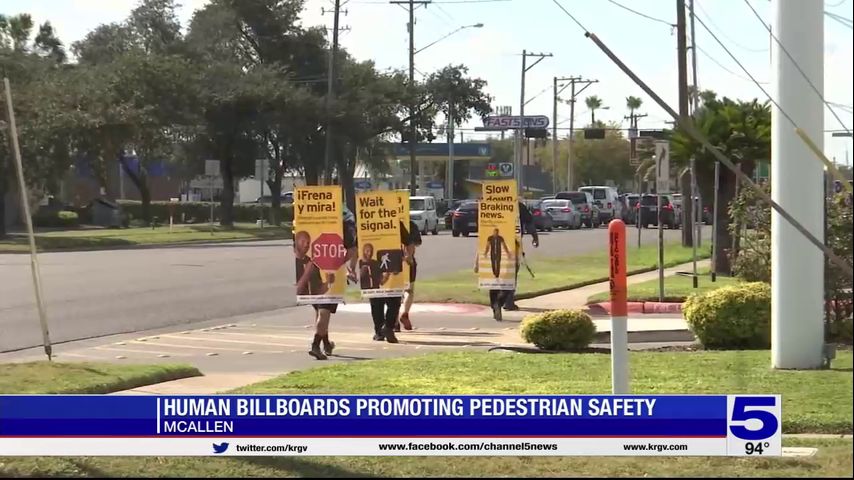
(580, 185), (622, 223)
(409, 196), (439, 235)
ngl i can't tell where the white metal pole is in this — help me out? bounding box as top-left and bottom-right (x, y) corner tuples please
(210, 176), (214, 235)
(3, 78), (52, 361)
(771, 0), (824, 369)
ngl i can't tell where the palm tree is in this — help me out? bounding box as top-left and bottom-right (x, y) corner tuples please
(626, 96), (643, 126)
(585, 95), (603, 125)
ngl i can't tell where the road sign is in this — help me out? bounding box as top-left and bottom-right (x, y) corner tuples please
(499, 163), (514, 177)
(483, 115), (549, 129)
(311, 233), (348, 271)
(254, 159), (267, 181)
(354, 179), (372, 190)
(655, 142), (670, 194)
(426, 180), (444, 189)
(205, 160), (220, 177)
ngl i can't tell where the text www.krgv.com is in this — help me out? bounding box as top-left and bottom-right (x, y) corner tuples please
(378, 442), (558, 452)
(235, 444), (308, 454)
(623, 443), (689, 453)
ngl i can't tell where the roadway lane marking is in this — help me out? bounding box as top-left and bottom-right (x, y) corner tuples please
(93, 346), (193, 357)
(130, 340), (255, 352)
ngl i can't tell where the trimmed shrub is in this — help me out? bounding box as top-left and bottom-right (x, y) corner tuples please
(683, 282), (771, 349)
(117, 200), (294, 225)
(32, 210), (80, 228)
(520, 309), (597, 351)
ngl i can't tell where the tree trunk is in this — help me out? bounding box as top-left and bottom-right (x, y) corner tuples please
(268, 170), (283, 226)
(341, 151), (356, 214)
(220, 156), (235, 227)
(680, 168), (693, 246)
(714, 165), (738, 275)
(120, 158), (151, 222)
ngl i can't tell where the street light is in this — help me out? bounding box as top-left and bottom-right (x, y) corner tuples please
(415, 23), (484, 55)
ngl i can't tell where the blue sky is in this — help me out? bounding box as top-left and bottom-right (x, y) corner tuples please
(5, 0), (853, 165)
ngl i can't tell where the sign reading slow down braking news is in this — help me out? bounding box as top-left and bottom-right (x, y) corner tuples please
(0, 395), (781, 456)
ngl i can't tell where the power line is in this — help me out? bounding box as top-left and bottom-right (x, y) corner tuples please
(549, 0), (589, 32)
(826, 0), (847, 7)
(825, 11), (853, 28)
(605, 0), (675, 27)
(696, 44), (768, 84)
(743, 0), (851, 135)
(693, 10), (815, 135)
(694, 0), (767, 53)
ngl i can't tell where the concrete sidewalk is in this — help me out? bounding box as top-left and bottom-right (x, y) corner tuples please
(517, 259), (711, 312)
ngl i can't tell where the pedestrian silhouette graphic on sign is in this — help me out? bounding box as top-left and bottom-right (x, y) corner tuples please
(483, 228), (512, 278)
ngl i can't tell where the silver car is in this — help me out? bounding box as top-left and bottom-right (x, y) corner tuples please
(542, 199), (582, 229)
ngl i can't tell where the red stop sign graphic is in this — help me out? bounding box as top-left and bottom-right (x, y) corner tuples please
(311, 233), (347, 271)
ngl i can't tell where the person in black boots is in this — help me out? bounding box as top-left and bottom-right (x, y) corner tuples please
(502, 201), (539, 311)
(303, 211), (357, 360)
(369, 219), (420, 342)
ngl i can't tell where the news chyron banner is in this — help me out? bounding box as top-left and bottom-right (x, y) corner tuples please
(293, 187), (347, 304)
(0, 395), (782, 456)
(356, 191), (407, 298)
(478, 180), (518, 290)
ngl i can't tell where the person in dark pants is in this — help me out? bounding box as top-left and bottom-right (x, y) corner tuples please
(476, 202), (539, 321)
(369, 220), (420, 342)
(397, 219), (422, 331)
(503, 201), (539, 311)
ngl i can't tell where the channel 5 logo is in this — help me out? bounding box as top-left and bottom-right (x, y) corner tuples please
(728, 396), (780, 441)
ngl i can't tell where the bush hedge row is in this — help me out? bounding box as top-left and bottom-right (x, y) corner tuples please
(117, 200), (294, 224)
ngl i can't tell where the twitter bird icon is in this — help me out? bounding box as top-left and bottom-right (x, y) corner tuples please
(212, 442), (229, 454)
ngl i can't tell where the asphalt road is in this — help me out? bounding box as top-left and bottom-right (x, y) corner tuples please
(0, 225), (706, 352)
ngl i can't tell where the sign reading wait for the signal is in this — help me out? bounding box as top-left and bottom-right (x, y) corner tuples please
(483, 115), (549, 129)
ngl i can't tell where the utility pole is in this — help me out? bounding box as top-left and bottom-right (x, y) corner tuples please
(518, 51), (552, 192)
(677, 0), (693, 248)
(391, 0), (431, 196)
(553, 76), (577, 192)
(560, 77), (597, 190)
(689, 0), (701, 250)
(323, 1), (346, 178)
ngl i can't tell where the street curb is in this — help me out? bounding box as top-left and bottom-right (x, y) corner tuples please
(0, 235), (292, 255)
(593, 329), (695, 344)
(587, 301), (684, 315)
(513, 256), (712, 302)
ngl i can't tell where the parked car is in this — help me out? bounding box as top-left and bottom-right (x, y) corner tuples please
(443, 199), (465, 230)
(525, 200), (554, 232)
(254, 191), (293, 205)
(542, 199), (582, 229)
(579, 185), (622, 224)
(637, 194), (678, 229)
(555, 191), (601, 228)
(451, 201), (479, 237)
(624, 194), (641, 224)
(540, 195), (556, 202)
(410, 196), (439, 235)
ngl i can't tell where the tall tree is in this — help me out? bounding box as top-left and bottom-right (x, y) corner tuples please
(585, 95), (603, 125)
(626, 96), (642, 119)
(671, 91), (770, 274)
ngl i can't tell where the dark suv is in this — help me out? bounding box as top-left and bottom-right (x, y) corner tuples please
(451, 201), (479, 237)
(637, 194), (677, 228)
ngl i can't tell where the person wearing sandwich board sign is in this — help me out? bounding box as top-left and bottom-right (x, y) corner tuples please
(293, 187), (357, 360)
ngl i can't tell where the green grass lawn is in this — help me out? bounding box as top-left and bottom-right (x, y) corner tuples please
(403, 242), (710, 305)
(2, 351), (849, 478)
(237, 350), (853, 434)
(587, 268), (741, 304)
(0, 361), (201, 394)
(0, 223), (291, 253)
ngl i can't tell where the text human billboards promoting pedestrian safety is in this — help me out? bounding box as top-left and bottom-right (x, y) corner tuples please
(293, 187), (347, 304)
(478, 180), (518, 290)
(356, 191), (407, 298)
(0, 395), (782, 457)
